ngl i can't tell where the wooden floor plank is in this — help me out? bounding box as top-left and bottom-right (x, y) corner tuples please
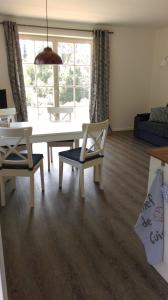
(1, 131), (168, 300)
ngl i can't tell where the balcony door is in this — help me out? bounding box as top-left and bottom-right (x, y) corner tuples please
(20, 36), (92, 122)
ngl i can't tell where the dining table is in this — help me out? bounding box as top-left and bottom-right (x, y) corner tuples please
(0, 121), (84, 147)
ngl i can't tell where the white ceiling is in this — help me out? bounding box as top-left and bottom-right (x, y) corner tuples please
(1, 0), (168, 27)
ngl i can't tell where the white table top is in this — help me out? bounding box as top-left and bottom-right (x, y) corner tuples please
(10, 121), (83, 143)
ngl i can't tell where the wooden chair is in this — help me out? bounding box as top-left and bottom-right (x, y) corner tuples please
(47, 107), (73, 122)
(0, 108), (16, 125)
(47, 107), (74, 172)
(59, 119), (109, 198)
(0, 127), (44, 208)
(0, 108), (28, 152)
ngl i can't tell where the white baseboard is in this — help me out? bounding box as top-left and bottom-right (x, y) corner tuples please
(112, 127), (133, 131)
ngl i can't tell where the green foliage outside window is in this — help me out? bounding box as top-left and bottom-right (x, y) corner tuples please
(21, 40), (90, 107)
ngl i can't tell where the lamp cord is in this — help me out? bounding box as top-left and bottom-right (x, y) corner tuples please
(46, 0), (48, 47)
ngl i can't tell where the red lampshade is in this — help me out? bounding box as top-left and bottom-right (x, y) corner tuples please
(34, 47), (63, 65)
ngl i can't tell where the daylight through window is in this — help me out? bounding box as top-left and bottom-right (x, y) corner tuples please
(19, 36), (92, 122)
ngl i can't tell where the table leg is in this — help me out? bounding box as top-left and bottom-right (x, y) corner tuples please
(74, 139), (79, 148)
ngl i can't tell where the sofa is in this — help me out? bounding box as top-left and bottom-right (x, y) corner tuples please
(134, 111), (168, 146)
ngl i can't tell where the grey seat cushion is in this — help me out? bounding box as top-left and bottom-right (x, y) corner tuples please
(59, 147), (103, 163)
(1, 153), (43, 170)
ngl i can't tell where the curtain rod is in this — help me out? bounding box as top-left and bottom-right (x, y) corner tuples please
(0, 22), (114, 34)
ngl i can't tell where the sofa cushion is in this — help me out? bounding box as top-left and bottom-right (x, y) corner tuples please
(149, 107), (168, 123)
(138, 121), (168, 138)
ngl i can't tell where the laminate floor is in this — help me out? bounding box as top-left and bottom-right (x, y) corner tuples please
(1, 131), (168, 300)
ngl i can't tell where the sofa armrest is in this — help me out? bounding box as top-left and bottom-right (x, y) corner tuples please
(134, 113), (150, 137)
(135, 113), (150, 121)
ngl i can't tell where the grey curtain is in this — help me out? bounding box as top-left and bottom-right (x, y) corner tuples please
(90, 30), (110, 123)
(3, 21), (28, 121)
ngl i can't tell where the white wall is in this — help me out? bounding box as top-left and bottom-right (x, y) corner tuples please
(0, 16), (156, 130)
(110, 27), (155, 130)
(150, 27), (168, 108)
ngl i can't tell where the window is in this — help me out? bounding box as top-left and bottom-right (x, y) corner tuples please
(19, 36), (92, 122)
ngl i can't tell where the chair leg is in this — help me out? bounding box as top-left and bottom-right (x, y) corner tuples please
(40, 161), (45, 192)
(70, 145), (74, 172)
(59, 160), (63, 189)
(0, 177), (5, 207)
(12, 177), (16, 191)
(79, 168), (85, 198)
(50, 147), (53, 163)
(99, 162), (103, 190)
(93, 166), (99, 183)
(30, 175), (35, 208)
(47, 143), (50, 172)
(74, 139), (79, 148)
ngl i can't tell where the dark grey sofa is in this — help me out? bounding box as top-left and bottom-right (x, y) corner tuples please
(134, 113), (168, 146)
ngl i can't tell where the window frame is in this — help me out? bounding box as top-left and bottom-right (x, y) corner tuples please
(19, 34), (92, 121)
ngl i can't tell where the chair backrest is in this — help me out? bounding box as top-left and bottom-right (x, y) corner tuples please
(0, 108), (16, 124)
(0, 127), (33, 168)
(80, 119), (109, 162)
(47, 107), (73, 122)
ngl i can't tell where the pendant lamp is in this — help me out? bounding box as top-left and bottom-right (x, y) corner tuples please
(34, 0), (63, 65)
